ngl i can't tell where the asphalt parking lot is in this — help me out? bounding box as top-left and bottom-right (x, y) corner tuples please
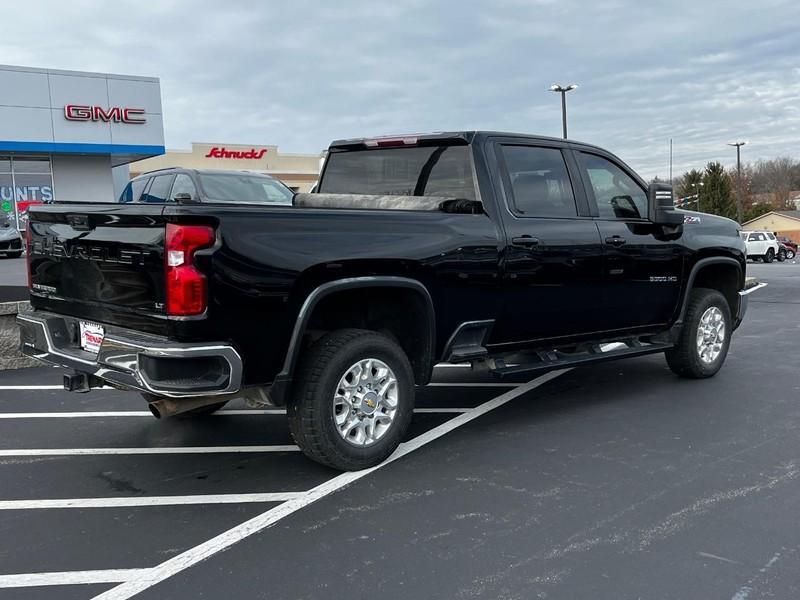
(0, 260), (798, 599)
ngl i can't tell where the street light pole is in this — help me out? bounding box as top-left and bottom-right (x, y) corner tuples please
(549, 84), (578, 139)
(691, 182), (704, 212)
(728, 141), (747, 222)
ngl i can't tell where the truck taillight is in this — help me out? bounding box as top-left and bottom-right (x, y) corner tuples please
(165, 223), (215, 316)
(25, 226), (33, 289)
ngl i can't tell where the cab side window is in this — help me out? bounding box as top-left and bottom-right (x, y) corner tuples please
(501, 145), (577, 218)
(140, 175), (174, 203)
(581, 153), (648, 220)
(119, 178), (147, 203)
(170, 174), (197, 201)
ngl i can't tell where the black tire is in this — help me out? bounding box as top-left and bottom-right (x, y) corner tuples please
(665, 288), (731, 378)
(777, 249), (786, 262)
(787, 250), (796, 260)
(765, 249), (774, 263)
(287, 328), (414, 471)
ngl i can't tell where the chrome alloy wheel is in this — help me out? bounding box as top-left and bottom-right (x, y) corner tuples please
(696, 306), (726, 364)
(333, 358), (399, 447)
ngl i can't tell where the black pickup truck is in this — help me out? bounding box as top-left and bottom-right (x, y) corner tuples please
(19, 131), (757, 470)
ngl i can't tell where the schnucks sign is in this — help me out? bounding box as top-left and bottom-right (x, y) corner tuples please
(204, 147), (268, 159)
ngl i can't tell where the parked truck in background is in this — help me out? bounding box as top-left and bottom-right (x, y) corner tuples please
(19, 132), (759, 470)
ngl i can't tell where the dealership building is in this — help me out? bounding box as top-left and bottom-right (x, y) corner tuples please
(0, 64), (165, 227)
(130, 142), (323, 193)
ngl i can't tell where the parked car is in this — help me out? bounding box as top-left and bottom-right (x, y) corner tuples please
(119, 168), (295, 205)
(775, 235), (797, 259)
(0, 215), (22, 258)
(741, 230), (780, 262)
(21, 131), (758, 470)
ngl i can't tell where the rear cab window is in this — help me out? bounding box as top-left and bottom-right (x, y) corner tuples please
(318, 145), (476, 201)
(499, 145), (577, 218)
(197, 173), (294, 204)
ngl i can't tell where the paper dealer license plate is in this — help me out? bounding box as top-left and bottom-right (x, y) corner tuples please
(79, 321), (105, 354)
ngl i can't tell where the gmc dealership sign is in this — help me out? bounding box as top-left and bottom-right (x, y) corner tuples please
(204, 147), (267, 159)
(64, 105), (146, 124)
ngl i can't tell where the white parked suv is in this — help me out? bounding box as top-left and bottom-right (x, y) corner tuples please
(741, 230), (780, 263)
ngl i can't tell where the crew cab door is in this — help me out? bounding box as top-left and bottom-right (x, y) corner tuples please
(489, 140), (605, 343)
(576, 151), (684, 329)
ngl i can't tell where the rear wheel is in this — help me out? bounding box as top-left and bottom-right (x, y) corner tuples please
(765, 249), (775, 263)
(787, 249), (796, 260)
(665, 288), (731, 378)
(287, 328), (414, 471)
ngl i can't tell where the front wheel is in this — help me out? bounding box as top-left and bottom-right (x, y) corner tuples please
(777, 249), (786, 262)
(787, 249), (796, 260)
(665, 288), (731, 378)
(287, 329), (414, 471)
(765, 249), (775, 263)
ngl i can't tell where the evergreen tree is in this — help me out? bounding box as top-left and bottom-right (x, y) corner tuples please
(701, 162), (737, 220)
(676, 169), (703, 207)
(742, 202), (773, 224)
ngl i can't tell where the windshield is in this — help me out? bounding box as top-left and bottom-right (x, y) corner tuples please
(198, 173), (294, 204)
(319, 145), (475, 200)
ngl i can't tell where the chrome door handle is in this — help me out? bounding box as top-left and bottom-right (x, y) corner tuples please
(605, 236), (626, 247)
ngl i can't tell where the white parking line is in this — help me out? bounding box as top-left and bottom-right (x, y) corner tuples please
(0, 492), (301, 511)
(0, 408), (472, 419)
(91, 369), (569, 600)
(427, 382), (518, 387)
(0, 385), (64, 390)
(0, 569), (149, 589)
(0, 445), (300, 456)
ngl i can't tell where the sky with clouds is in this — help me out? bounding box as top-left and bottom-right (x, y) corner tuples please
(2, 0), (798, 179)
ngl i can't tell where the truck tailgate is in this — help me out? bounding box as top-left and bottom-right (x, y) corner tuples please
(27, 204), (169, 333)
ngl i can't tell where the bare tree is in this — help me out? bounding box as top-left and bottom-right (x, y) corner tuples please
(747, 157), (798, 210)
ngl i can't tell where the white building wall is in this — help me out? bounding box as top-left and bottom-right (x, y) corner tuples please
(112, 164), (131, 200)
(52, 155), (115, 202)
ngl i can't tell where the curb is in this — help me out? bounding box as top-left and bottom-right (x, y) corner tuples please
(0, 301), (40, 370)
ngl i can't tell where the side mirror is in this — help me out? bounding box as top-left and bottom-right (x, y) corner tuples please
(648, 183), (683, 226)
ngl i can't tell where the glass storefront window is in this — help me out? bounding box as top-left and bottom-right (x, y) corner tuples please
(0, 156), (54, 229)
(13, 157), (52, 173)
(0, 174), (14, 224)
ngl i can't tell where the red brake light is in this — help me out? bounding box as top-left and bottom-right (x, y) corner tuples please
(165, 223), (215, 316)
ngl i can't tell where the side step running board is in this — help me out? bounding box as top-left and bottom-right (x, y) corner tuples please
(489, 341), (674, 379)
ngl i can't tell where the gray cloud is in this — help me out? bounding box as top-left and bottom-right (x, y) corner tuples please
(3, 0), (799, 178)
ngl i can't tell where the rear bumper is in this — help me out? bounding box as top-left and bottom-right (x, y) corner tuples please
(17, 310), (242, 398)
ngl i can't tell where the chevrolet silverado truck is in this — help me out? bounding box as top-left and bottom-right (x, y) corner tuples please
(19, 132), (760, 470)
